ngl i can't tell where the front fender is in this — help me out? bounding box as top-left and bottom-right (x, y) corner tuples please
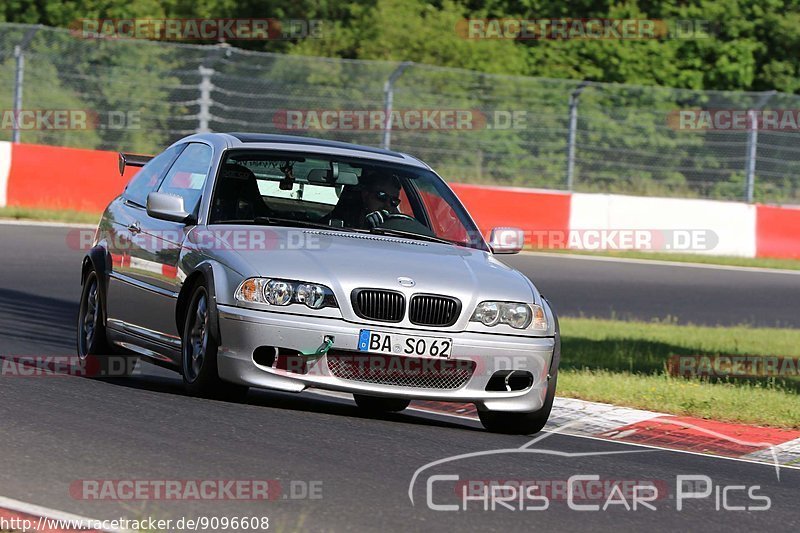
(542, 296), (561, 376)
(176, 260), (234, 346)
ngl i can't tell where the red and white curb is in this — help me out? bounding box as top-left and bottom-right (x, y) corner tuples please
(309, 389), (800, 468)
(407, 396), (800, 468)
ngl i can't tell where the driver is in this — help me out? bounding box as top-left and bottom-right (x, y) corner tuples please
(360, 171), (403, 229)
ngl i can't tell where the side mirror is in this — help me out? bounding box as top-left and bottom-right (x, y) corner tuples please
(147, 192), (193, 223)
(488, 227), (524, 254)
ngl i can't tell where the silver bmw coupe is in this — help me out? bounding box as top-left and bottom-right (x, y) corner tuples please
(77, 133), (560, 434)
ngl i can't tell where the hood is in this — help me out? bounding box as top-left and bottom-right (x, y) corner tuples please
(200, 225), (539, 327)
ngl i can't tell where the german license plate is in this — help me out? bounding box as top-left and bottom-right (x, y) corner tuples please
(357, 330), (452, 358)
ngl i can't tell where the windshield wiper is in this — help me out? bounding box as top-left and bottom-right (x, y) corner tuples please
(217, 217), (359, 233)
(253, 217), (357, 232)
(219, 217), (452, 244)
(368, 227), (453, 245)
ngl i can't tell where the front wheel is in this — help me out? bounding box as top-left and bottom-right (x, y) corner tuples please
(478, 375), (557, 435)
(353, 394), (410, 413)
(181, 280), (248, 401)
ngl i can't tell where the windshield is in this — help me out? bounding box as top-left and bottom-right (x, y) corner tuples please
(209, 149), (487, 250)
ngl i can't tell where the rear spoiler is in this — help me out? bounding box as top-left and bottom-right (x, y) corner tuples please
(118, 152), (153, 176)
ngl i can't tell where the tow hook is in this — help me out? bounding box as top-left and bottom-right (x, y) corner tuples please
(504, 370), (524, 392)
(301, 335), (335, 357)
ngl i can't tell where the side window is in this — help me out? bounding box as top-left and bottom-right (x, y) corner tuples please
(123, 144), (185, 207)
(157, 143), (213, 215)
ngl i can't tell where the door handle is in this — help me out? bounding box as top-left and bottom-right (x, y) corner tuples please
(128, 221), (141, 234)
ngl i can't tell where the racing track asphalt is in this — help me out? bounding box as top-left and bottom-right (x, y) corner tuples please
(0, 223), (798, 532)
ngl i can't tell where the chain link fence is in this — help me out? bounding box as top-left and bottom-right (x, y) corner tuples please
(1, 23), (799, 203)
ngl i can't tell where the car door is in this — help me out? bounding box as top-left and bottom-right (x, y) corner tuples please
(108, 143), (213, 353)
(106, 144), (185, 344)
(139, 142), (213, 335)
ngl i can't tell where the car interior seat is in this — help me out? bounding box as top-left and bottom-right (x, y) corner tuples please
(211, 164), (270, 222)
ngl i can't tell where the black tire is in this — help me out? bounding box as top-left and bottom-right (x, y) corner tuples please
(77, 269), (137, 378)
(478, 375), (558, 435)
(181, 279), (248, 401)
(353, 394), (411, 413)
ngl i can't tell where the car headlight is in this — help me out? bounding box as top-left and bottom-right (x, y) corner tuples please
(235, 278), (337, 309)
(265, 280), (293, 306)
(471, 301), (501, 326)
(296, 283), (327, 309)
(471, 301), (547, 330)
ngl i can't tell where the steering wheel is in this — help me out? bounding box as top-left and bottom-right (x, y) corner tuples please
(384, 213), (416, 223)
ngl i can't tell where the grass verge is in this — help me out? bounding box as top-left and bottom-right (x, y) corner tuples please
(0, 206), (100, 225)
(529, 248), (800, 271)
(558, 317), (800, 428)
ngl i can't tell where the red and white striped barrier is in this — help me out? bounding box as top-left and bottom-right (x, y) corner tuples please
(0, 141), (798, 259)
(0, 142), (135, 212)
(569, 193), (758, 257)
(756, 204), (800, 259)
(0, 142), (10, 207)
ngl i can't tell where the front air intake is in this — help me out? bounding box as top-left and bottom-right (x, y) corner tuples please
(327, 353), (475, 390)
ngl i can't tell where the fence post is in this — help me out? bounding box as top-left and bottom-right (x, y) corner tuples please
(382, 62), (412, 150)
(197, 66), (215, 133)
(745, 90), (776, 203)
(566, 81), (588, 190)
(10, 26), (42, 144)
(12, 45), (25, 144)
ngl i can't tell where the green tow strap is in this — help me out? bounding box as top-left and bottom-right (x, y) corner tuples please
(301, 336), (334, 357)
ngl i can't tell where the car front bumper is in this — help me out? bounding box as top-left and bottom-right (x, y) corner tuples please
(216, 304), (558, 413)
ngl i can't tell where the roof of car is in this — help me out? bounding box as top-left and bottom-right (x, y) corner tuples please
(228, 132), (403, 157)
(173, 132), (431, 170)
